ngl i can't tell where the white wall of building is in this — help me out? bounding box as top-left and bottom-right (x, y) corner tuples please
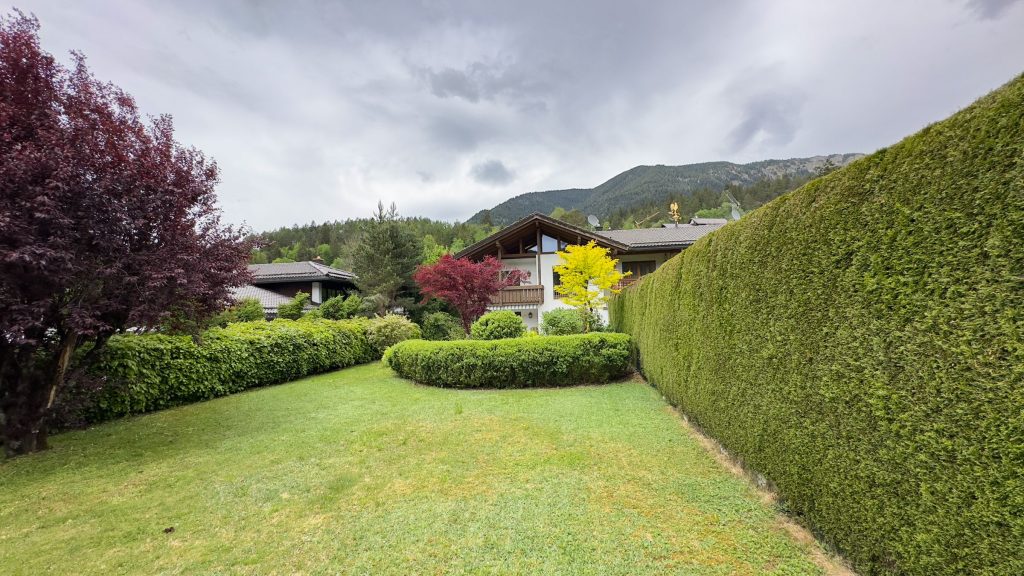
(492, 250), (681, 333)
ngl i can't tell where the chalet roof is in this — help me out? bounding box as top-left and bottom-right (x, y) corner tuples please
(597, 222), (725, 249)
(456, 212), (727, 258)
(229, 284), (294, 311)
(455, 212), (629, 259)
(248, 261), (355, 284)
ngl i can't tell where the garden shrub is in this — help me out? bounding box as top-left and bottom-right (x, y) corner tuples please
(609, 75), (1024, 576)
(420, 312), (465, 341)
(469, 310), (525, 340)
(540, 308), (604, 335)
(384, 333), (631, 388)
(59, 319), (376, 426)
(317, 294), (363, 320)
(276, 291), (310, 320)
(211, 297), (265, 326)
(364, 314), (421, 356)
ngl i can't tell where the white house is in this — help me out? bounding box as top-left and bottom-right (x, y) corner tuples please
(455, 213), (725, 331)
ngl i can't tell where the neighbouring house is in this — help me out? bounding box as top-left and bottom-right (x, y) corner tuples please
(231, 260), (358, 319)
(455, 212), (725, 331)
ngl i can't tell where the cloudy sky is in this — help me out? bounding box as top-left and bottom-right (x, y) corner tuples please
(19, 0), (1024, 230)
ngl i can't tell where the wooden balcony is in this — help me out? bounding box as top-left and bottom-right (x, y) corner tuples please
(613, 276), (640, 291)
(491, 284), (544, 306)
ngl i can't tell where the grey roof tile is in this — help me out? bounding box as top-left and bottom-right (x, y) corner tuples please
(248, 261), (355, 282)
(596, 222), (725, 248)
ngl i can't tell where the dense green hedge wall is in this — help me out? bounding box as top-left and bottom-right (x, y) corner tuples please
(610, 75), (1024, 576)
(383, 333), (631, 388)
(67, 319), (377, 425)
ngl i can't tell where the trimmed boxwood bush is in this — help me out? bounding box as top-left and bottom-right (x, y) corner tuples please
(470, 310), (526, 340)
(60, 319), (377, 426)
(420, 311), (465, 341)
(540, 308), (605, 335)
(383, 333), (631, 388)
(364, 314), (421, 356)
(610, 75), (1024, 576)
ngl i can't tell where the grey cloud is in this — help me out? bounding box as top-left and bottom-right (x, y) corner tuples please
(18, 0), (1024, 228)
(964, 0), (1022, 19)
(727, 90), (805, 152)
(423, 67), (482, 102)
(416, 61), (551, 106)
(471, 160), (516, 185)
(426, 114), (497, 151)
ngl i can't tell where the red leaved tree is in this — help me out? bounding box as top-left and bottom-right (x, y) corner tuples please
(413, 255), (525, 332)
(0, 12), (253, 456)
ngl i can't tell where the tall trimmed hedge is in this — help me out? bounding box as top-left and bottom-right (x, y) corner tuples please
(384, 333), (631, 388)
(62, 319), (378, 426)
(610, 75), (1024, 575)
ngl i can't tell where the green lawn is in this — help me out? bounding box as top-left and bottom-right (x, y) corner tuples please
(0, 363), (839, 575)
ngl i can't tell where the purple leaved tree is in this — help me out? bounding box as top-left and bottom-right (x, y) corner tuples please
(0, 12), (253, 456)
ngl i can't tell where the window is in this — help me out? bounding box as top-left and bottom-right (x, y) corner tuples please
(323, 287), (348, 300)
(541, 234), (559, 253)
(622, 260), (657, 278)
(552, 269), (563, 298)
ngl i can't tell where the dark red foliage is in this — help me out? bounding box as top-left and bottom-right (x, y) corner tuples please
(0, 12), (253, 455)
(413, 255), (520, 332)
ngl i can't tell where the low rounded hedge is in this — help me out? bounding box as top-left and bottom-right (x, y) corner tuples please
(383, 332), (631, 388)
(58, 317), (402, 426)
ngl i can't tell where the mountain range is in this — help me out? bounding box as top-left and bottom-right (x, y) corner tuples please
(468, 154), (864, 225)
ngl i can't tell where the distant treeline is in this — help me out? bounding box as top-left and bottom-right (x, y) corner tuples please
(252, 173), (823, 268)
(250, 217), (498, 270)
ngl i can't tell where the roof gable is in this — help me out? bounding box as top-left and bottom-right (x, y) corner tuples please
(455, 212), (629, 260)
(248, 261), (356, 283)
(456, 212), (727, 258)
(596, 222), (725, 249)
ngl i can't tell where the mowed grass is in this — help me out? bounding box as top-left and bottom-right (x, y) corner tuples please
(1, 363), (831, 575)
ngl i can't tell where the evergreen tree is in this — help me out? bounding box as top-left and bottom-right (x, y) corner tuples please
(352, 202), (423, 315)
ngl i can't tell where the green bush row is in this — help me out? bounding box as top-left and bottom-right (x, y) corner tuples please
(383, 332), (632, 388)
(610, 75), (1024, 575)
(64, 317), (414, 426)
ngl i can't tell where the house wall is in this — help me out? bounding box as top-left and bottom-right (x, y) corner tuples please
(260, 282), (313, 300)
(255, 280), (354, 304)
(616, 251), (678, 271)
(500, 257), (538, 285)
(495, 250), (682, 332)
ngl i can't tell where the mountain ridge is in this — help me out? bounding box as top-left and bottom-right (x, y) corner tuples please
(469, 153), (864, 225)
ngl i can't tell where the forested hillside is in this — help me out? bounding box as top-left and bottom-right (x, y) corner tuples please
(251, 169), (834, 269)
(470, 154), (862, 226)
(250, 216), (496, 270)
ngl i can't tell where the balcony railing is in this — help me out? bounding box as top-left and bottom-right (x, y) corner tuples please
(491, 284), (544, 306)
(612, 276), (640, 291)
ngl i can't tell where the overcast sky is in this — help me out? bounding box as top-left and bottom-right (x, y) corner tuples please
(18, 0), (1024, 230)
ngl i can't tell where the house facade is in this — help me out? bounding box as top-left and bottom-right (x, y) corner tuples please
(232, 261), (358, 318)
(455, 213), (725, 331)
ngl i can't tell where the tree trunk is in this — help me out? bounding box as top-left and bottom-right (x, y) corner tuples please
(2, 369), (50, 457)
(2, 333), (77, 457)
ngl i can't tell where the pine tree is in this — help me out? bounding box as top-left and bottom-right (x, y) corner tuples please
(352, 202), (422, 315)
